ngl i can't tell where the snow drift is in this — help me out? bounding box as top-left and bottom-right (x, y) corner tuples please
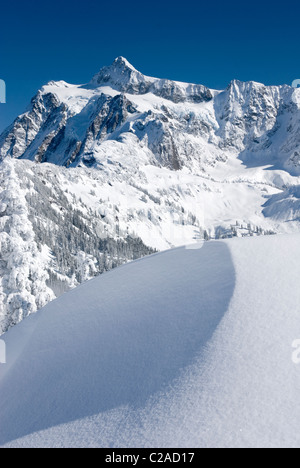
(1, 234), (300, 448)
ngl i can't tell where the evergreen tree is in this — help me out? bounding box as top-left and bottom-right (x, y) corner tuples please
(0, 159), (54, 333)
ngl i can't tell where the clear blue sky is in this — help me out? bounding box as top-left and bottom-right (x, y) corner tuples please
(1, 0), (300, 133)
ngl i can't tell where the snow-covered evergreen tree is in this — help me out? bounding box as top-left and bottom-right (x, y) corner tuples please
(75, 251), (98, 283)
(0, 158), (54, 333)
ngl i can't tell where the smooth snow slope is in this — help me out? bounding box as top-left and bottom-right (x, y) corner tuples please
(1, 235), (300, 448)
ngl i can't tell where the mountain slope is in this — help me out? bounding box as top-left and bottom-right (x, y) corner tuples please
(1, 234), (300, 448)
(1, 57), (300, 334)
(0, 158), (155, 334)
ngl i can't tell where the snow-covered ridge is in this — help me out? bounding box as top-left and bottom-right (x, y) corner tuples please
(1, 234), (300, 448)
(89, 56), (213, 103)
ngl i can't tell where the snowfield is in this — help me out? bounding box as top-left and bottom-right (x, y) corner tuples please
(1, 234), (300, 448)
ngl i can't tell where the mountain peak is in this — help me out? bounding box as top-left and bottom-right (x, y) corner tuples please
(88, 57), (213, 103)
(90, 57), (149, 92)
(112, 56), (137, 72)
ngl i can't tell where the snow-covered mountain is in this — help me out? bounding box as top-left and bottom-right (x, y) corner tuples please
(2, 56), (300, 175)
(1, 56), (300, 332)
(1, 234), (300, 448)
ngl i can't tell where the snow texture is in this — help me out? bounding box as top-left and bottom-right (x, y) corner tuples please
(1, 234), (300, 448)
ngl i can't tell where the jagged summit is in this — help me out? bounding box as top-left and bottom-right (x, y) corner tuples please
(88, 56), (213, 103)
(90, 56), (151, 93)
(94, 56), (139, 78)
(112, 56), (138, 72)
